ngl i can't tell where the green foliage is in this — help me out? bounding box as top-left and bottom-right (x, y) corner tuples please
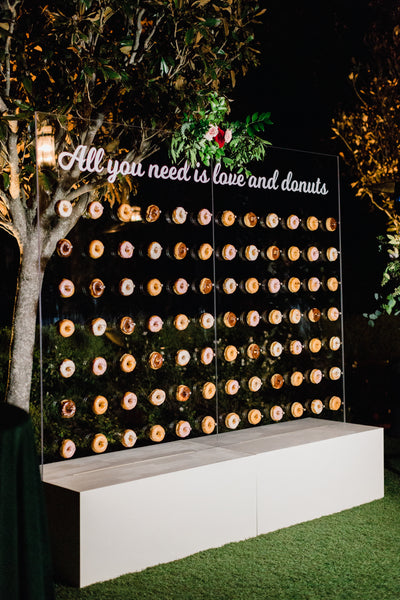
(169, 92), (272, 174)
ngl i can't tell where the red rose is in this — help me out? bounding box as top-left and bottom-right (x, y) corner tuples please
(215, 127), (226, 148)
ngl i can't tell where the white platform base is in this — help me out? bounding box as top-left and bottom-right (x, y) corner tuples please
(43, 419), (384, 588)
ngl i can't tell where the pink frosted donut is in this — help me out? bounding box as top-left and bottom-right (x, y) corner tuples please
(121, 429), (137, 448)
(119, 278), (135, 296)
(55, 199), (73, 218)
(287, 214), (300, 229)
(59, 279), (75, 298)
(327, 307), (340, 321)
(225, 412), (240, 429)
(86, 201), (103, 219)
(118, 241), (134, 259)
(222, 277), (237, 294)
(270, 405), (284, 422)
(245, 244), (260, 261)
(92, 356), (107, 376)
(59, 359), (75, 378)
(200, 347), (214, 365)
(270, 341), (283, 357)
(121, 392), (138, 410)
(60, 439), (76, 459)
(225, 379), (240, 395)
(222, 244), (237, 261)
(248, 376), (262, 392)
(308, 277), (321, 292)
(199, 312), (214, 329)
(173, 278), (189, 295)
(172, 206), (188, 224)
(289, 340), (303, 355)
(91, 317), (107, 336)
(309, 369), (323, 384)
(149, 389), (166, 406)
(147, 315), (163, 332)
(246, 310), (260, 327)
(197, 208), (212, 225)
(175, 420), (191, 438)
(268, 278), (281, 294)
(175, 349), (191, 366)
(307, 246), (320, 262)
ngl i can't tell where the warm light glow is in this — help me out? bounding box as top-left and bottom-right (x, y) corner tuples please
(37, 125), (56, 168)
(131, 206), (142, 221)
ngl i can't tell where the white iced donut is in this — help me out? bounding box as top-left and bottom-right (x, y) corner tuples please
(86, 201), (103, 219)
(270, 405), (284, 422)
(197, 208), (212, 225)
(222, 277), (237, 294)
(118, 241), (134, 259)
(60, 439), (76, 459)
(91, 433), (108, 454)
(225, 412), (240, 429)
(172, 206), (188, 224)
(173, 278), (189, 295)
(327, 307), (340, 321)
(147, 315), (163, 332)
(175, 349), (191, 366)
(329, 336), (341, 351)
(326, 246), (339, 262)
(120, 353), (136, 373)
(200, 347), (214, 365)
(308, 277), (321, 292)
(146, 278), (163, 296)
(59, 319), (75, 338)
(222, 244), (237, 260)
(246, 310), (260, 327)
(173, 314), (189, 331)
(175, 420), (191, 438)
(148, 241), (162, 259)
(91, 318), (107, 336)
(287, 214), (300, 229)
(199, 312), (214, 329)
(268, 278), (281, 294)
(119, 278), (135, 296)
(59, 359), (75, 378)
(248, 376), (262, 392)
(245, 245), (259, 261)
(329, 366), (341, 380)
(310, 368), (323, 384)
(121, 429), (137, 448)
(245, 277), (260, 294)
(92, 356), (107, 376)
(59, 279), (75, 298)
(310, 399), (324, 414)
(307, 246), (320, 262)
(121, 392), (137, 410)
(265, 212), (279, 228)
(224, 345), (238, 362)
(88, 240), (104, 259)
(289, 340), (303, 355)
(289, 309), (301, 324)
(55, 199), (73, 217)
(225, 379), (240, 395)
(149, 389), (166, 406)
(270, 341), (283, 357)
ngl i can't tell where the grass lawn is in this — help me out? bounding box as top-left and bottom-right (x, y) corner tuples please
(55, 434), (400, 600)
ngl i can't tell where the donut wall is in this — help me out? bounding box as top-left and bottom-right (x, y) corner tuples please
(38, 143), (344, 462)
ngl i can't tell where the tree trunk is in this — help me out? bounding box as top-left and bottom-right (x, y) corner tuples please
(6, 232), (44, 413)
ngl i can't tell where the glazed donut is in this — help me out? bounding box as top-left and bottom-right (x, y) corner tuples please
(117, 203), (133, 222)
(307, 246), (320, 262)
(245, 277), (260, 294)
(92, 356), (107, 376)
(119, 278), (134, 296)
(220, 210), (236, 226)
(91, 433), (108, 454)
(243, 212), (257, 227)
(120, 316), (135, 335)
(247, 343), (261, 359)
(290, 371), (304, 387)
(309, 369), (323, 384)
(92, 395), (108, 415)
(223, 312), (237, 328)
(147, 241), (162, 260)
(121, 429), (137, 448)
(149, 351), (163, 370)
(147, 315), (163, 332)
(59, 319), (75, 338)
(329, 366), (341, 380)
(88, 240), (104, 259)
(245, 245), (260, 261)
(224, 345), (238, 362)
(149, 389), (166, 406)
(222, 277), (237, 294)
(225, 412), (240, 429)
(271, 373), (284, 389)
(121, 392), (137, 410)
(270, 405), (284, 422)
(265, 212), (279, 228)
(199, 277), (213, 295)
(89, 278), (105, 298)
(60, 439), (76, 459)
(175, 420), (191, 438)
(197, 208), (212, 225)
(308, 308), (321, 322)
(327, 277), (339, 292)
(146, 204), (161, 223)
(329, 336), (341, 351)
(308, 277), (321, 292)
(199, 312), (214, 329)
(246, 310), (260, 327)
(270, 341), (283, 357)
(176, 384), (191, 402)
(173, 242), (188, 260)
(309, 338), (322, 353)
(198, 243), (213, 260)
(225, 379), (240, 395)
(120, 353), (136, 373)
(287, 277), (301, 293)
(61, 400), (76, 419)
(268, 309), (282, 325)
(173, 313), (189, 331)
(266, 246), (280, 261)
(146, 278), (163, 296)
(310, 399), (324, 415)
(172, 206), (188, 224)
(326, 217), (338, 232)
(327, 306), (340, 321)
(175, 349), (191, 366)
(329, 396), (342, 411)
(59, 359), (75, 378)
(326, 246), (339, 262)
(173, 278), (189, 295)
(306, 215), (319, 231)
(286, 214), (300, 230)
(202, 382), (216, 399)
(287, 246), (300, 261)
(201, 416), (216, 434)
(55, 199), (73, 218)
(248, 376), (262, 392)
(248, 409), (262, 425)
(289, 340), (303, 355)
(200, 347), (214, 365)
(59, 279), (75, 298)
(290, 402), (304, 418)
(268, 278), (281, 294)
(222, 244), (237, 261)
(56, 238), (73, 257)
(86, 201), (103, 219)
(149, 425), (165, 442)
(91, 317), (107, 336)
(289, 308), (302, 324)
(118, 241), (134, 259)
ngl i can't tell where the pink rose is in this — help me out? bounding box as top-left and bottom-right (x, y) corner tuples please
(224, 129), (232, 144)
(205, 124), (219, 141)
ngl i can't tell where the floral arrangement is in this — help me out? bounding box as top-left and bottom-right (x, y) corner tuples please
(169, 93), (272, 174)
(364, 233), (400, 324)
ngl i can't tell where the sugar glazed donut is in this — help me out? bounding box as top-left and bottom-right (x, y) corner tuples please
(59, 319), (75, 338)
(290, 402), (304, 418)
(121, 429), (137, 448)
(146, 278), (163, 296)
(91, 356), (107, 376)
(91, 433), (108, 453)
(247, 409), (262, 425)
(117, 203), (133, 222)
(120, 353), (136, 373)
(220, 210), (236, 226)
(60, 439), (76, 459)
(149, 425), (165, 442)
(224, 345), (238, 362)
(202, 382), (216, 399)
(92, 395), (108, 415)
(91, 317), (107, 336)
(121, 392), (138, 410)
(59, 279), (75, 298)
(88, 239), (104, 259)
(59, 359), (75, 378)
(175, 420), (191, 438)
(245, 277), (260, 294)
(201, 416), (216, 434)
(198, 243), (213, 260)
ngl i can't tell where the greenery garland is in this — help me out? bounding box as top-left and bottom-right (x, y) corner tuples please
(364, 233), (400, 324)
